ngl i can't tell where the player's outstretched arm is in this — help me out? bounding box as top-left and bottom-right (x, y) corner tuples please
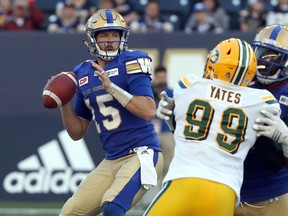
(253, 109), (288, 159)
(156, 91), (175, 132)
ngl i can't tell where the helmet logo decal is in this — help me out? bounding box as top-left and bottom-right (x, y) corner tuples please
(243, 77), (251, 85)
(225, 72), (231, 78)
(210, 49), (219, 64)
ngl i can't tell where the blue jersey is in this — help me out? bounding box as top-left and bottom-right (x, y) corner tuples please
(72, 50), (161, 160)
(240, 80), (288, 202)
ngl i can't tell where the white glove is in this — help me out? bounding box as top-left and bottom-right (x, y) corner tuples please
(253, 109), (288, 157)
(156, 91), (175, 131)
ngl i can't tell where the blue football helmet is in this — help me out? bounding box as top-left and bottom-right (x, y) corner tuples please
(84, 8), (130, 61)
(252, 24), (288, 84)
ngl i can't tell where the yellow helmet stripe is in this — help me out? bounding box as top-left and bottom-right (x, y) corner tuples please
(233, 39), (250, 85)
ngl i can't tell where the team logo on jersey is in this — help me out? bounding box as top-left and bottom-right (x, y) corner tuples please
(279, 95), (288, 106)
(94, 68), (119, 77)
(79, 76), (89, 87)
(210, 49), (219, 64)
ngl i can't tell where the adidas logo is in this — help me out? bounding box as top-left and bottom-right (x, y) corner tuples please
(3, 130), (95, 194)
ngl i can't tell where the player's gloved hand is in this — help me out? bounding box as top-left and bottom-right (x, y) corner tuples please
(156, 91), (175, 131)
(253, 109), (288, 157)
(156, 91), (175, 121)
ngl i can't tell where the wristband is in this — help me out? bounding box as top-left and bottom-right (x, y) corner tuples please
(106, 83), (133, 107)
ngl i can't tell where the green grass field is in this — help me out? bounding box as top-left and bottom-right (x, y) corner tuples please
(0, 202), (145, 216)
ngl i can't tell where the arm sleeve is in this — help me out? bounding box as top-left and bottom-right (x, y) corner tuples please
(253, 114), (288, 172)
(253, 136), (285, 172)
(74, 91), (92, 121)
(127, 73), (154, 99)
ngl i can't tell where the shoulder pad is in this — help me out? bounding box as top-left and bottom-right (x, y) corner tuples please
(177, 75), (194, 89)
(261, 90), (278, 105)
(72, 60), (93, 73)
(121, 50), (152, 75)
(122, 50), (152, 62)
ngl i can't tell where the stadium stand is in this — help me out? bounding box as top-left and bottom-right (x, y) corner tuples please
(158, 0), (191, 31)
(32, 0), (273, 31)
(130, 0), (192, 31)
(34, 0), (64, 16)
(217, 0), (247, 30)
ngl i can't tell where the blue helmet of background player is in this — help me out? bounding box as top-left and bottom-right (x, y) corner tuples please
(252, 24), (288, 84)
(84, 8), (130, 61)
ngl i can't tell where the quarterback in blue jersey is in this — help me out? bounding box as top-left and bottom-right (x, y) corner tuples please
(234, 25), (288, 216)
(58, 9), (163, 216)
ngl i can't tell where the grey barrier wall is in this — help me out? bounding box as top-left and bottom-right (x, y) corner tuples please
(0, 31), (255, 201)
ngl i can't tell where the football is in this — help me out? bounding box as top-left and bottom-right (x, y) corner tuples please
(42, 72), (77, 109)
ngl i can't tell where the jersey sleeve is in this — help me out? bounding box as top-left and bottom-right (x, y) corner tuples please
(252, 91), (284, 172)
(120, 50), (154, 98)
(127, 73), (155, 98)
(173, 74), (195, 96)
(121, 50), (152, 75)
(74, 90), (92, 121)
(260, 90), (281, 117)
(72, 60), (93, 73)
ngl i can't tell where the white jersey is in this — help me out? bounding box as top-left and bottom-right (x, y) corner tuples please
(163, 74), (280, 205)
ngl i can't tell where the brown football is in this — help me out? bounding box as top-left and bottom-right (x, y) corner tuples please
(42, 72), (77, 109)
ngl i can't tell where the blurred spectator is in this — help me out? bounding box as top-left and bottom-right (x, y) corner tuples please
(184, 2), (223, 34)
(98, 0), (113, 9)
(239, 0), (266, 32)
(55, 0), (96, 24)
(3, 0), (45, 31)
(202, 0), (230, 30)
(114, 0), (138, 27)
(130, 0), (173, 33)
(151, 65), (175, 179)
(266, 0), (288, 26)
(0, 0), (12, 28)
(47, 3), (84, 33)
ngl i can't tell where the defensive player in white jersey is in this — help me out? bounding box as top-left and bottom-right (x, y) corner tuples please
(144, 38), (280, 216)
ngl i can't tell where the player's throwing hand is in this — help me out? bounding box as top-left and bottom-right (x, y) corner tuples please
(91, 61), (111, 89)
